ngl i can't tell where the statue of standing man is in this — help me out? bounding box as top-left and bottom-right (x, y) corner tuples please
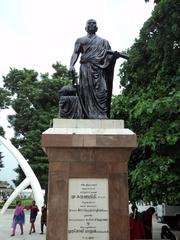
(68, 19), (127, 119)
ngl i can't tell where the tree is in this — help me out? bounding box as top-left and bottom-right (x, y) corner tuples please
(0, 88), (10, 170)
(0, 88), (10, 109)
(0, 152), (4, 170)
(3, 62), (70, 188)
(112, 0), (180, 203)
(145, 0), (160, 3)
(0, 87), (10, 137)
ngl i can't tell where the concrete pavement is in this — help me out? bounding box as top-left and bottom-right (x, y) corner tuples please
(0, 210), (46, 240)
(0, 210), (179, 239)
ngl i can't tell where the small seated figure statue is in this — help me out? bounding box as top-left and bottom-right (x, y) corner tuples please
(59, 85), (83, 119)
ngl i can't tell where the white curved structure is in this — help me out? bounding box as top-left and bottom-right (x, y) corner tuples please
(0, 136), (44, 214)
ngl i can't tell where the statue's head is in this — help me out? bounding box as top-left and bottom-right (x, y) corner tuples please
(59, 85), (76, 97)
(85, 19), (98, 34)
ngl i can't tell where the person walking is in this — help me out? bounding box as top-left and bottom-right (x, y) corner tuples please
(130, 203), (145, 240)
(40, 205), (47, 234)
(27, 200), (39, 234)
(142, 207), (155, 239)
(11, 200), (25, 236)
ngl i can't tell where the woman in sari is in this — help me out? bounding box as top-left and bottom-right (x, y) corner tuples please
(11, 200), (25, 236)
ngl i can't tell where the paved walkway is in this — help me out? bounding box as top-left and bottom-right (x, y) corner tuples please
(0, 210), (179, 239)
(0, 210), (46, 240)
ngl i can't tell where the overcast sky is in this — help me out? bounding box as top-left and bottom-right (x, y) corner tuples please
(0, 0), (155, 185)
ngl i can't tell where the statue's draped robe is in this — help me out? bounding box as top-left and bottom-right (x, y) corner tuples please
(77, 35), (115, 119)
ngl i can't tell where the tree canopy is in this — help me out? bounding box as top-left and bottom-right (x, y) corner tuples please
(112, 0), (180, 203)
(0, 87), (10, 170)
(145, 0), (160, 3)
(0, 152), (4, 170)
(2, 62), (70, 188)
(0, 87), (10, 136)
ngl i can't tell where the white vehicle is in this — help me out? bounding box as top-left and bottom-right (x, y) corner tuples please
(156, 203), (180, 229)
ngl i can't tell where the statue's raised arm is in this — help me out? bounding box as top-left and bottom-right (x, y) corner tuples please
(107, 50), (129, 60)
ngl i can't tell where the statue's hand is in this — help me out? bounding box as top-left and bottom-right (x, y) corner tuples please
(69, 66), (75, 76)
(69, 66), (76, 85)
(113, 51), (121, 59)
(69, 65), (75, 72)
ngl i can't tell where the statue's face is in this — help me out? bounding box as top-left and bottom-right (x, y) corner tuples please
(85, 19), (98, 34)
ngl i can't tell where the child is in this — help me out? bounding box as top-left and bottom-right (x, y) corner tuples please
(40, 205), (47, 234)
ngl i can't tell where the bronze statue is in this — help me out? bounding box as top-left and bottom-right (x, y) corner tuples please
(59, 85), (83, 119)
(60, 19), (128, 119)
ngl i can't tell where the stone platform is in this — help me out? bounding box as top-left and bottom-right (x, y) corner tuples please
(42, 119), (137, 240)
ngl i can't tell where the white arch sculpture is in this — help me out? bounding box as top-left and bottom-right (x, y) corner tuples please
(0, 136), (44, 214)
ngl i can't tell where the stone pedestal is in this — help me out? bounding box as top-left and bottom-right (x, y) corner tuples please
(42, 119), (137, 240)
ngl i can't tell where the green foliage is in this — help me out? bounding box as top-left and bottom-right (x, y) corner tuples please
(112, 0), (180, 203)
(0, 127), (5, 137)
(3, 62), (70, 188)
(145, 0), (160, 3)
(0, 152), (4, 169)
(0, 88), (10, 162)
(0, 197), (33, 209)
(0, 88), (10, 109)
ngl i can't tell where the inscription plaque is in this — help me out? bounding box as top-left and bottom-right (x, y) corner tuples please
(68, 178), (109, 240)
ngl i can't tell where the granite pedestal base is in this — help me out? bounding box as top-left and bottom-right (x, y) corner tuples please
(42, 119), (137, 240)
